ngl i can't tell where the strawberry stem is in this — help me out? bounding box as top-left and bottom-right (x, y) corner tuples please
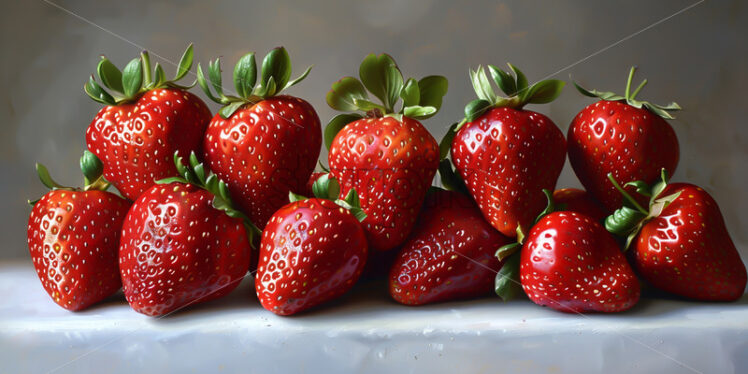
(607, 173), (647, 214)
(629, 79), (648, 101)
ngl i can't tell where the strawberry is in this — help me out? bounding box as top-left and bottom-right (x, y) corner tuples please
(325, 54), (447, 251)
(85, 45), (211, 200)
(568, 67), (681, 212)
(520, 210), (640, 313)
(255, 174), (368, 315)
(389, 188), (511, 305)
(119, 153), (256, 316)
(605, 171), (747, 301)
(197, 47), (321, 229)
(553, 188), (607, 222)
(27, 151), (130, 311)
(447, 64), (566, 238)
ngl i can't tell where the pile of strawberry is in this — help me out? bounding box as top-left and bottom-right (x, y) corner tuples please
(27, 45), (746, 317)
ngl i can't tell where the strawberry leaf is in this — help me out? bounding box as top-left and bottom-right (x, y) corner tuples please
(522, 79), (565, 104)
(79, 150), (104, 187)
(97, 57), (123, 93)
(437, 158), (468, 194)
(400, 78), (420, 108)
(324, 113), (363, 150)
(359, 53), (403, 111)
(122, 58), (143, 99)
(417, 75), (448, 115)
(605, 206), (646, 237)
(438, 122), (458, 160)
(260, 47), (292, 95)
(84, 76), (116, 105)
(507, 63), (528, 93)
(495, 252), (522, 301)
(219, 102), (245, 119)
(470, 66), (497, 103)
(35, 163), (66, 190)
(311, 173), (340, 200)
(284, 65), (312, 90)
(208, 58), (224, 97)
(196, 63), (222, 103)
(464, 99), (492, 122)
(353, 98), (387, 112)
(326, 77), (368, 112)
(233, 52), (257, 99)
(403, 105), (436, 119)
(488, 65), (516, 96)
(174, 44), (194, 81)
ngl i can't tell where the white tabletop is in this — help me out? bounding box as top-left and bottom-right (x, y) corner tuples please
(1, 261), (746, 374)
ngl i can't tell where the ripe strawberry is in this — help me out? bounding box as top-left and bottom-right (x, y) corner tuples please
(553, 188), (607, 222)
(119, 153), (256, 316)
(605, 171), (747, 301)
(256, 175), (368, 315)
(448, 64), (566, 238)
(27, 151), (130, 311)
(389, 188), (511, 305)
(568, 67), (681, 212)
(520, 210), (640, 313)
(197, 47), (321, 229)
(85, 45), (211, 200)
(325, 54), (447, 251)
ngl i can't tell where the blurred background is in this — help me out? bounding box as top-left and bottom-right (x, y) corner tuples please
(1, 0), (746, 260)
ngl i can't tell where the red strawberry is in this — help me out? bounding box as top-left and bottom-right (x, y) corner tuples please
(568, 67), (680, 212)
(389, 189), (510, 305)
(198, 47), (321, 229)
(85, 45), (211, 200)
(119, 153), (255, 316)
(27, 151), (130, 311)
(605, 171), (747, 301)
(521, 211), (640, 313)
(553, 188), (607, 222)
(449, 64), (566, 238)
(255, 175), (368, 315)
(325, 54), (447, 251)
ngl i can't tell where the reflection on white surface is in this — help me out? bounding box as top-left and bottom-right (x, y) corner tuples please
(2, 263), (747, 374)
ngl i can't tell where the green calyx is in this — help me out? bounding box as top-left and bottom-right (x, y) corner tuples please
(604, 169), (682, 250)
(437, 158), (469, 196)
(574, 66), (681, 119)
(288, 173), (367, 222)
(156, 151), (262, 247)
(85, 44), (196, 105)
(29, 150), (111, 206)
(324, 53), (448, 149)
(457, 63), (565, 130)
(197, 47), (312, 119)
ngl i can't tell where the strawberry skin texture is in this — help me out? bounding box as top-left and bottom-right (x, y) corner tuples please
(553, 188), (607, 222)
(256, 198), (368, 316)
(521, 211), (640, 313)
(119, 183), (251, 316)
(27, 190), (130, 311)
(390, 190), (510, 305)
(633, 183), (747, 301)
(86, 88), (211, 200)
(329, 116), (439, 251)
(203, 96), (321, 229)
(568, 100), (679, 212)
(451, 107), (566, 238)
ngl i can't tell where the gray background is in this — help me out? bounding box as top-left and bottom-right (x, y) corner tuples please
(1, 0), (746, 260)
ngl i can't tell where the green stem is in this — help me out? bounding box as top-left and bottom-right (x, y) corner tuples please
(607, 173), (648, 214)
(141, 51), (152, 88)
(624, 66), (636, 100)
(629, 79), (648, 101)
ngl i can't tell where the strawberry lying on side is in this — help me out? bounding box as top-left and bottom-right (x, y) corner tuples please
(568, 67), (681, 212)
(119, 153), (256, 316)
(553, 188), (607, 222)
(447, 64), (566, 238)
(27, 151), (130, 311)
(256, 174), (368, 315)
(325, 54), (447, 251)
(85, 45), (211, 200)
(605, 170), (747, 301)
(389, 187), (511, 305)
(198, 47), (321, 229)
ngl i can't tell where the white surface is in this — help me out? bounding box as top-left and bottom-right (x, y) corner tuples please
(1, 262), (747, 374)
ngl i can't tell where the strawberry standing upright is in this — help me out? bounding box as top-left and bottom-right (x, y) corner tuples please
(119, 153), (255, 316)
(389, 187), (511, 306)
(325, 54), (447, 251)
(197, 47), (321, 229)
(27, 151), (130, 311)
(447, 64), (566, 238)
(256, 174), (368, 316)
(568, 67), (681, 212)
(85, 45), (211, 200)
(605, 170), (747, 301)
